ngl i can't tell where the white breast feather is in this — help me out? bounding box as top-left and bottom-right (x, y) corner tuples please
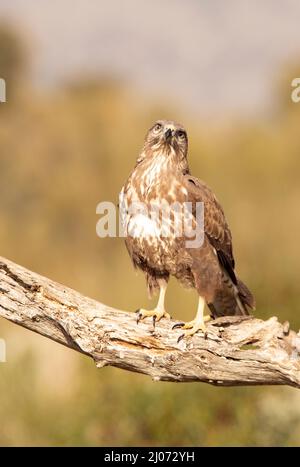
(128, 213), (160, 238)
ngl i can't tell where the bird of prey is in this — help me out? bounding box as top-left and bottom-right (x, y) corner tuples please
(120, 120), (255, 338)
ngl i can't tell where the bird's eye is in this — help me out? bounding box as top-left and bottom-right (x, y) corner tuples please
(177, 130), (186, 140)
(153, 123), (162, 133)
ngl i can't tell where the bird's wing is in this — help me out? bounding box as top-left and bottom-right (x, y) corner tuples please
(183, 174), (237, 284)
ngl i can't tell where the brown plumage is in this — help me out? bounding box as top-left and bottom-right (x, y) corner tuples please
(120, 120), (255, 338)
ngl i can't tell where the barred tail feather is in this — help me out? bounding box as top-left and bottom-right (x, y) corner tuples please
(208, 275), (255, 318)
(237, 278), (256, 311)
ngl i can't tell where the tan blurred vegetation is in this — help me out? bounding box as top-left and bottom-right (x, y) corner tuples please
(1, 25), (300, 446)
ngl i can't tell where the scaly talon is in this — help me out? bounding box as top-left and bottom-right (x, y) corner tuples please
(135, 280), (170, 329)
(177, 321), (208, 343)
(135, 308), (170, 328)
(174, 313), (211, 342)
(172, 321), (185, 330)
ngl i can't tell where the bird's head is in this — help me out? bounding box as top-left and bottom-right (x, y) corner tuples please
(144, 120), (188, 158)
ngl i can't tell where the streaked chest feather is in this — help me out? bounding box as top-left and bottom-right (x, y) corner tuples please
(121, 155), (189, 270)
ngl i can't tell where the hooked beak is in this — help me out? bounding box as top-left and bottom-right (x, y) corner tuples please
(164, 128), (173, 142)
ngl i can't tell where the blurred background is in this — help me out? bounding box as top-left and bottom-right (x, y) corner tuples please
(0, 0), (300, 447)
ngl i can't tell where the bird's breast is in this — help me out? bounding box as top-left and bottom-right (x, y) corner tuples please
(120, 166), (191, 273)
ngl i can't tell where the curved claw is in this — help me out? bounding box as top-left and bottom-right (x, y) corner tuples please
(135, 309), (170, 328)
(172, 322), (185, 330)
(177, 333), (185, 343)
(177, 327), (208, 342)
(135, 309), (142, 325)
(152, 315), (156, 329)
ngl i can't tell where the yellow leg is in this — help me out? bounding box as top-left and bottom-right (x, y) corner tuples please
(173, 296), (211, 340)
(136, 281), (170, 327)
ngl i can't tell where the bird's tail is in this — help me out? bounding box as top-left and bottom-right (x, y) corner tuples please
(208, 275), (255, 318)
(237, 278), (256, 312)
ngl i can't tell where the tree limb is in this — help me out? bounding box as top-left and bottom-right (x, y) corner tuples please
(0, 256), (300, 387)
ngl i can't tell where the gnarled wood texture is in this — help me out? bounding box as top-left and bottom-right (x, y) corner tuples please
(0, 256), (300, 387)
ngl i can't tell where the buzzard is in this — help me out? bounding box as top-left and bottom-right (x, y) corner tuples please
(120, 120), (255, 339)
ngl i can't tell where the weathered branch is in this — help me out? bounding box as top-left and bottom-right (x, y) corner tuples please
(0, 256), (300, 387)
